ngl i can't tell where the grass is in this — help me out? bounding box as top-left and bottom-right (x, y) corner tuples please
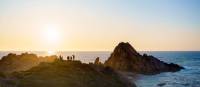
(8, 60), (128, 87)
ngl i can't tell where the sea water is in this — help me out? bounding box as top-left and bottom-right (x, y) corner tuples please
(135, 51), (200, 87)
(0, 51), (200, 87)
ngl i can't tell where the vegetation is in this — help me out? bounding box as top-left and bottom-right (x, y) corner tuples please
(0, 42), (184, 87)
(0, 53), (134, 87)
(8, 60), (129, 87)
(0, 72), (6, 78)
(0, 53), (57, 73)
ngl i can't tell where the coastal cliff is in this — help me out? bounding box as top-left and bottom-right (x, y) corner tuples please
(105, 42), (184, 74)
(0, 53), (135, 87)
(0, 42), (185, 87)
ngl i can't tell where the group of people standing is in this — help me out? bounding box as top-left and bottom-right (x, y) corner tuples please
(58, 54), (75, 61)
(67, 55), (75, 60)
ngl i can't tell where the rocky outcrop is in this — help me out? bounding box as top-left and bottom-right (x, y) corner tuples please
(105, 42), (184, 74)
(0, 53), (56, 73)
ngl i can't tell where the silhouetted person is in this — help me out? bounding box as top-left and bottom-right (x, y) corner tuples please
(72, 55), (75, 60)
(59, 55), (63, 61)
(67, 56), (70, 60)
(70, 56), (72, 60)
(94, 57), (101, 65)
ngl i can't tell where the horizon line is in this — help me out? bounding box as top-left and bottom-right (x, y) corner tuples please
(0, 50), (200, 52)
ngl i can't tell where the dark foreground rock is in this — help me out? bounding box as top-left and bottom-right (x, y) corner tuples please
(105, 42), (184, 74)
(1, 60), (135, 87)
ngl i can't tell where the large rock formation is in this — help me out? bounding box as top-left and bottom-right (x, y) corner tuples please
(105, 42), (184, 74)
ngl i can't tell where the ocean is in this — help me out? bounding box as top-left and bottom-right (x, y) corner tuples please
(0, 51), (200, 87)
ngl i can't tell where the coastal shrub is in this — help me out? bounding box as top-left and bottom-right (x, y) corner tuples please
(0, 72), (6, 78)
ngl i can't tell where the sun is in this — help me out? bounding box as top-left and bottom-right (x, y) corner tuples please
(42, 24), (62, 45)
(47, 51), (56, 55)
(40, 24), (63, 51)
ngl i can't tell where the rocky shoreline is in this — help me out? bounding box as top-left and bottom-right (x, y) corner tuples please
(0, 42), (184, 87)
(105, 42), (184, 74)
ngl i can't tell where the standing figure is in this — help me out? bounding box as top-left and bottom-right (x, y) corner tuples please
(70, 56), (72, 60)
(59, 55), (63, 61)
(67, 56), (70, 60)
(72, 55), (75, 60)
(94, 57), (100, 65)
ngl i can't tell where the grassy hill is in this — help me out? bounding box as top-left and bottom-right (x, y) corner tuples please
(0, 53), (56, 73)
(1, 59), (134, 87)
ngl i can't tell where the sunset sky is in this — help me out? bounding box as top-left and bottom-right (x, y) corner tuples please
(0, 0), (199, 51)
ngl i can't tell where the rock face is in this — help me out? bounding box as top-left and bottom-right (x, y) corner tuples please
(105, 42), (184, 74)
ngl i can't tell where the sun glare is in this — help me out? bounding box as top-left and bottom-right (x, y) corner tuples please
(47, 51), (56, 55)
(41, 24), (62, 46)
(44, 25), (60, 43)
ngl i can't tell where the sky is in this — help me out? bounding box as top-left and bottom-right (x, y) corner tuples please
(0, 0), (199, 51)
